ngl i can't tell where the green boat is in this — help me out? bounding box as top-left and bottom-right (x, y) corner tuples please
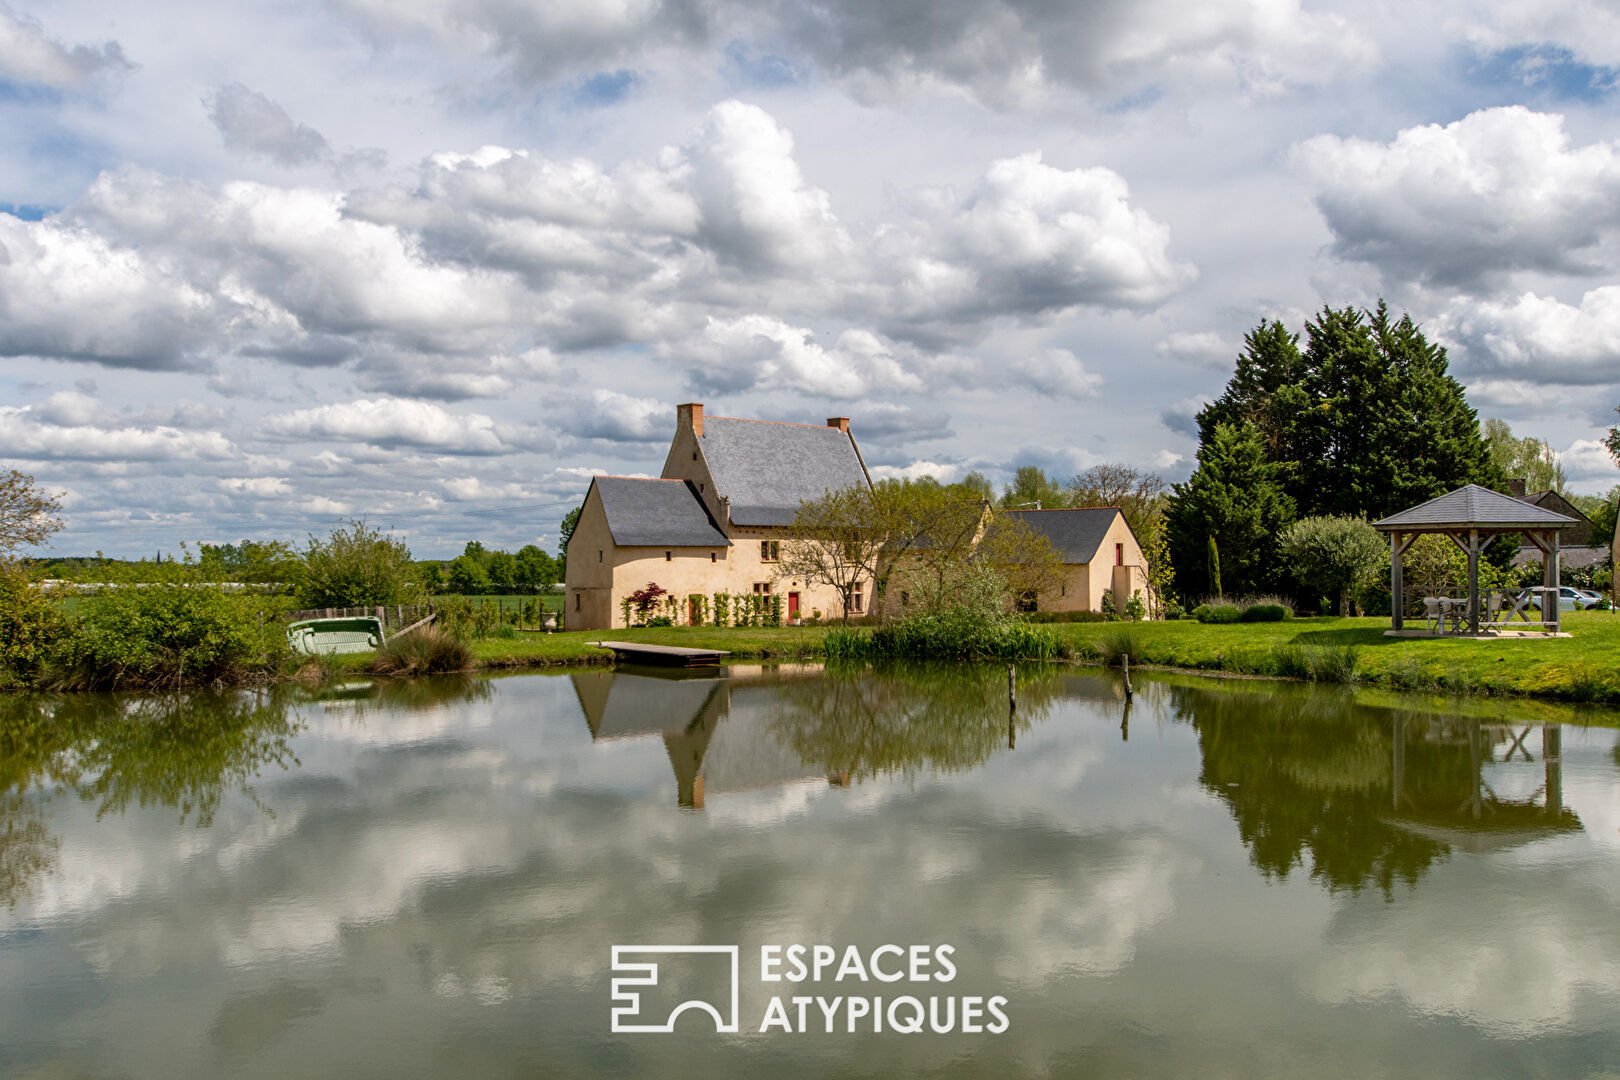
(287, 616), (384, 655)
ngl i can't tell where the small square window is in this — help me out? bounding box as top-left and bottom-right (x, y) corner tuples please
(665, 551), (672, 561)
(711, 552), (716, 563)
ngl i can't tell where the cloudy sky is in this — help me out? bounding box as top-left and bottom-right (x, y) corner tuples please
(2, 0), (1619, 556)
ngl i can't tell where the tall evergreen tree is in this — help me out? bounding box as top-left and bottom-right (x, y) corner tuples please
(1196, 319), (1308, 462)
(1166, 422), (1295, 599)
(1293, 302), (1500, 520)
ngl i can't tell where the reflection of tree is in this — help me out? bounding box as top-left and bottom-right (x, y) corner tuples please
(1181, 684), (1581, 897)
(1178, 684), (1449, 897)
(770, 663), (1060, 782)
(0, 793), (57, 910)
(0, 691), (303, 907)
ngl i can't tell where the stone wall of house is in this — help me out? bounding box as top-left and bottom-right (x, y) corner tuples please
(565, 516), (858, 631)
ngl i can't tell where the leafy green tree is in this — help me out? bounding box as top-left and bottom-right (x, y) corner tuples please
(1482, 418), (1566, 493)
(1605, 405), (1619, 466)
(959, 471), (994, 503)
(299, 520), (422, 607)
(558, 506), (582, 557)
(1279, 515), (1386, 616)
(1166, 422), (1295, 599)
(1207, 535), (1222, 598)
(445, 554), (492, 595)
(485, 550), (517, 592)
(197, 539), (304, 585)
(515, 544), (559, 591)
(997, 465), (1071, 510)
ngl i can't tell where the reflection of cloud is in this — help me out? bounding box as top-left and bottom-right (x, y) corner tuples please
(1308, 860), (1620, 1035)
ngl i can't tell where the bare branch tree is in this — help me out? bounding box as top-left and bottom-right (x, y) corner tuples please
(0, 470), (64, 556)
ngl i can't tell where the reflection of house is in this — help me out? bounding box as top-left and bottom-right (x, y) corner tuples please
(1508, 483), (1609, 572)
(564, 404), (873, 630)
(1003, 507), (1146, 613)
(571, 666), (833, 809)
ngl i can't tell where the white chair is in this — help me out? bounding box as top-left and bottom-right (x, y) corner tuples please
(1422, 596), (1442, 633)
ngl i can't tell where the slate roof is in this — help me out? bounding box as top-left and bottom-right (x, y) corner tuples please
(1003, 507), (1126, 564)
(699, 417), (870, 527)
(1372, 484), (1579, 531)
(1519, 490), (1595, 545)
(592, 477), (730, 547)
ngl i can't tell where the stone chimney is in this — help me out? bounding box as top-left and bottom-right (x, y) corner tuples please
(827, 417), (850, 433)
(677, 402), (704, 437)
(1507, 478), (1527, 499)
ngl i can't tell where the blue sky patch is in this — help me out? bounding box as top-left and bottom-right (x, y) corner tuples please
(573, 69), (641, 108)
(1467, 44), (1618, 104)
(724, 40), (804, 89)
(0, 202), (52, 220)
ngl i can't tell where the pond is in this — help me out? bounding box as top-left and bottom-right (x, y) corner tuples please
(1, 665), (1617, 1078)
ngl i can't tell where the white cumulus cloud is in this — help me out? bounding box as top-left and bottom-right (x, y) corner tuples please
(1293, 107), (1620, 290)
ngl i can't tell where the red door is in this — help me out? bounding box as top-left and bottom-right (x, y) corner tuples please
(788, 592), (800, 621)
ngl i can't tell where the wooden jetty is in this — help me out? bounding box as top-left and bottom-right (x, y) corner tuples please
(589, 641), (731, 668)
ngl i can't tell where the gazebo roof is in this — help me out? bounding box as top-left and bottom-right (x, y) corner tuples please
(1372, 484), (1579, 532)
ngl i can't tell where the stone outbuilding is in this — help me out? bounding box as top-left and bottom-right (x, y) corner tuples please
(1001, 507), (1147, 614)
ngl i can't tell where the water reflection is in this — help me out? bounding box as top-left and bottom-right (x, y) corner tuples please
(0, 666), (1617, 1079)
(0, 676), (500, 909)
(572, 664), (1118, 807)
(1173, 681), (1585, 895)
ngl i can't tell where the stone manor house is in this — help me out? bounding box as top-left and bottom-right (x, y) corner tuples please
(563, 403), (1145, 630)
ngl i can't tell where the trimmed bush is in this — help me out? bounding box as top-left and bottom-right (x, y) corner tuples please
(1239, 603), (1291, 622)
(1025, 610), (1109, 624)
(1194, 603), (1242, 624)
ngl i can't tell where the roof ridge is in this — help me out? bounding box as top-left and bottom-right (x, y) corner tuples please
(705, 415), (843, 429)
(1004, 506), (1122, 513)
(595, 474), (682, 482)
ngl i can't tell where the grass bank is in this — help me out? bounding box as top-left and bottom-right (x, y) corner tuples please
(1051, 610), (1620, 702)
(397, 613), (1620, 704)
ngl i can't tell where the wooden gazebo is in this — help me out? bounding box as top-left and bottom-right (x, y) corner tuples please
(1372, 484), (1578, 635)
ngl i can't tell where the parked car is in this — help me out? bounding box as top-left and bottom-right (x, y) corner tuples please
(1558, 586), (1604, 610)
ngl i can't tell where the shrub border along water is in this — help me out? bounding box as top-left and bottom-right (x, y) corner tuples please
(822, 614), (1059, 662)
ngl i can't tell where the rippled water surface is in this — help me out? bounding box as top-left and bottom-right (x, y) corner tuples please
(2, 665), (1617, 1078)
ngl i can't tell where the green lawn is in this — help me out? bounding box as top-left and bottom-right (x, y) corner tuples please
(447, 613), (1620, 703)
(1049, 610), (1620, 702)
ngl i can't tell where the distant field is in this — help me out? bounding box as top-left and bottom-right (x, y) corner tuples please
(435, 593), (564, 614)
